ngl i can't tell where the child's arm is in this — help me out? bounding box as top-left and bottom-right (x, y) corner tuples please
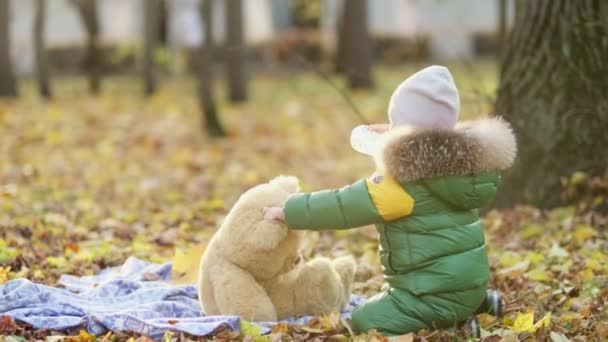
(274, 176), (415, 230)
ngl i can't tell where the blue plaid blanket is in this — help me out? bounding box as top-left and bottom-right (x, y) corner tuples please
(0, 257), (363, 338)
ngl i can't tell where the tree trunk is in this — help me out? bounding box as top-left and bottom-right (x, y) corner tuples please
(158, 0), (169, 46)
(334, 2), (347, 74)
(225, 0), (248, 102)
(0, 0), (16, 97)
(495, 0), (608, 208)
(497, 0), (507, 62)
(143, 0), (160, 95)
(198, 0), (225, 137)
(342, 0), (373, 89)
(70, 0), (101, 94)
(35, 0), (51, 98)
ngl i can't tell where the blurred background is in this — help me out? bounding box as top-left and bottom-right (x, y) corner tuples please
(0, 0), (512, 199)
(6, 0), (509, 75)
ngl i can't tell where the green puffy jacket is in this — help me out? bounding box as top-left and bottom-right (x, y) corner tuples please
(284, 118), (516, 335)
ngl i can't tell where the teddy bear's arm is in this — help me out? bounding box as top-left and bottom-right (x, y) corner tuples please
(210, 263), (278, 321)
(248, 220), (288, 250)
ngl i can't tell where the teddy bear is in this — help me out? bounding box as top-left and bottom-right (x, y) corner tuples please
(197, 176), (357, 321)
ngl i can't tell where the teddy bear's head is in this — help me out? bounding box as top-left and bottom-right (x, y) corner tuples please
(215, 176), (303, 280)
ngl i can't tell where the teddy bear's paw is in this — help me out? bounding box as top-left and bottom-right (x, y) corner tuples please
(299, 257), (343, 309)
(331, 255), (357, 309)
(304, 257), (335, 279)
(332, 255), (357, 284)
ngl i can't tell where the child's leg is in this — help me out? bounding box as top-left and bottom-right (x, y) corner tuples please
(350, 289), (429, 336)
(351, 286), (486, 336)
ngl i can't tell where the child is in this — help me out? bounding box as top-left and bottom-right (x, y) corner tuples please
(264, 66), (516, 335)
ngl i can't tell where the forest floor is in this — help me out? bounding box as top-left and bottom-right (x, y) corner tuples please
(0, 61), (606, 341)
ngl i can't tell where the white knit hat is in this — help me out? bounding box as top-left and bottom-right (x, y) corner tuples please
(350, 65), (460, 155)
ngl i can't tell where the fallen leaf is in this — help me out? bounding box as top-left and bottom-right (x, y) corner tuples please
(519, 224), (543, 239)
(46, 336), (67, 342)
(550, 331), (570, 342)
(478, 313), (498, 328)
(498, 259), (530, 277)
(528, 268), (552, 283)
(329, 334), (349, 342)
(239, 320), (269, 342)
(171, 243), (206, 285)
(271, 323), (290, 334)
(78, 330), (95, 342)
(155, 228), (178, 246)
(387, 333), (413, 342)
(498, 335), (519, 342)
(3, 337), (26, 342)
(549, 243), (569, 258)
(533, 312), (551, 330)
(512, 312), (535, 333)
(573, 224), (597, 243)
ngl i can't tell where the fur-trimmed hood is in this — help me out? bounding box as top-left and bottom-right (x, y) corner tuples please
(374, 117), (517, 183)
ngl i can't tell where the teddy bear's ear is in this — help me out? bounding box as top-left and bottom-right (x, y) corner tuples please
(269, 176), (300, 193)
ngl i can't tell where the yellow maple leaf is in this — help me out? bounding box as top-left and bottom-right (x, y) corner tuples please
(78, 330), (96, 342)
(528, 268), (552, 283)
(519, 224), (543, 239)
(586, 259), (603, 272)
(512, 312), (535, 332)
(0, 266), (11, 285)
(239, 320), (269, 342)
(534, 312), (552, 330)
(579, 268), (594, 282)
(573, 224), (597, 243)
(171, 243), (206, 285)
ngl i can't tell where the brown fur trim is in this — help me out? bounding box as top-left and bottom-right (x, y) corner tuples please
(374, 117), (517, 182)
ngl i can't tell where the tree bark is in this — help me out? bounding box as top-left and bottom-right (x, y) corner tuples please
(497, 0), (507, 62)
(0, 0), (17, 97)
(35, 0), (51, 98)
(198, 0), (225, 137)
(70, 0), (101, 94)
(495, 0), (608, 208)
(225, 0), (248, 102)
(143, 0), (160, 96)
(342, 0), (373, 89)
(334, 2), (347, 74)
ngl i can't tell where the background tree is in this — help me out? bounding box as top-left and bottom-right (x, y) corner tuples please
(334, 7), (347, 74)
(495, 0), (608, 208)
(34, 0), (51, 98)
(70, 0), (101, 94)
(225, 0), (248, 102)
(338, 0), (373, 89)
(496, 0), (507, 62)
(0, 0), (17, 97)
(143, 0), (161, 95)
(198, 0), (225, 137)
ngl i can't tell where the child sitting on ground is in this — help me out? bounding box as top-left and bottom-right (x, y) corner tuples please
(263, 65), (516, 336)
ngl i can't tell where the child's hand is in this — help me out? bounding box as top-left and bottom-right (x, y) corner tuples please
(263, 207), (286, 222)
(368, 124), (389, 133)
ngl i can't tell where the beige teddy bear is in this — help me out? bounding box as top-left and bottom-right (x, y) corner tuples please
(198, 176), (356, 321)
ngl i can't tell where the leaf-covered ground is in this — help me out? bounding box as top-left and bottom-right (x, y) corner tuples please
(0, 61), (606, 341)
